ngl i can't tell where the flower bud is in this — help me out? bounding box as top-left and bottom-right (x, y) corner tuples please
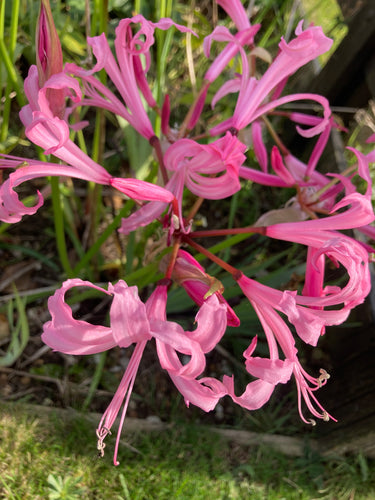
(172, 250), (240, 327)
(36, 0), (65, 117)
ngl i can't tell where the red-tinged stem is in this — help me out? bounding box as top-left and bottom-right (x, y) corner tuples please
(186, 196), (205, 223)
(189, 132), (210, 141)
(184, 236), (241, 279)
(188, 226), (266, 238)
(262, 115), (290, 156)
(164, 238), (181, 280)
(150, 135), (169, 185)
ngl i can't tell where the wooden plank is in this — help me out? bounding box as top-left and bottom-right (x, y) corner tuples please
(309, 0), (375, 108)
(336, 0), (366, 19)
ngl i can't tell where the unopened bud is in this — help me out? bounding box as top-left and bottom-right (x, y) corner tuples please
(36, 0), (63, 85)
(36, 0), (65, 117)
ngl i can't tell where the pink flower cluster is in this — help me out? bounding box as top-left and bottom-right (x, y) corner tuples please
(1, 0), (374, 465)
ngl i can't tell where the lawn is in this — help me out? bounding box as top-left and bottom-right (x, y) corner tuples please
(1, 402), (375, 500)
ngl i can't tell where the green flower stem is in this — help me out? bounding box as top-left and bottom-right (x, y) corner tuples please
(50, 176), (74, 278)
(82, 351), (107, 411)
(91, 0), (108, 37)
(125, 230), (136, 275)
(0, 40), (25, 108)
(134, 0), (141, 14)
(86, 0), (108, 273)
(0, 0), (20, 142)
(154, 0), (173, 134)
(85, 110), (104, 274)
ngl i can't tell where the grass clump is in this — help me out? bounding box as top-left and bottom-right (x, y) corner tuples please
(1, 402), (375, 499)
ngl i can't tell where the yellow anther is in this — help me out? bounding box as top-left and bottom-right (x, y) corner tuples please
(203, 276), (224, 299)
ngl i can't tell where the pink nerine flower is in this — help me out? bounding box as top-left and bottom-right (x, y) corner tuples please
(0, 154), (175, 223)
(232, 274), (335, 423)
(164, 132), (247, 199)
(210, 22), (333, 136)
(119, 132), (247, 235)
(0, 66), (176, 223)
(240, 116), (334, 188)
(65, 15), (194, 140)
(235, 234), (367, 347)
(42, 279), (227, 464)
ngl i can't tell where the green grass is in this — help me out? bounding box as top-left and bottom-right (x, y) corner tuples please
(1, 403), (375, 499)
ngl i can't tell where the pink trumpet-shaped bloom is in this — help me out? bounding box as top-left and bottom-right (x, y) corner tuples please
(264, 231), (371, 327)
(252, 143), (368, 219)
(0, 66), (175, 222)
(238, 150), (373, 347)
(240, 116), (334, 189)
(42, 279), (227, 464)
(255, 145), (374, 232)
(235, 246), (358, 347)
(233, 275), (335, 423)
(65, 16), (194, 140)
(253, 152), (373, 339)
(119, 132), (247, 235)
(164, 132), (247, 199)
(187, 0), (258, 126)
(210, 22), (333, 136)
(0, 150), (175, 223)
(0, 154), (174, 224)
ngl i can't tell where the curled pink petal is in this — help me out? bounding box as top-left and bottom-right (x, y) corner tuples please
(223, 375), (275, 410)
(164, 133), (246, 199)
(169, 374), (227, 412)
(42, 279), (115, 354)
